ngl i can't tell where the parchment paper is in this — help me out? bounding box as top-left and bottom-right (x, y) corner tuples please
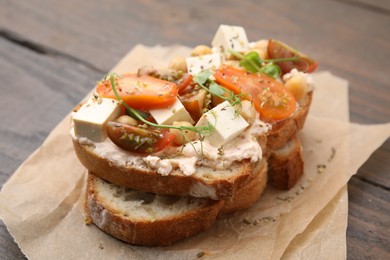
(1, 45), (389, 260)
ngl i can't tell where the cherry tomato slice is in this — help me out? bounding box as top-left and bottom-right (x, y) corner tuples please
(107, 121), (174, 154)
(214, 65), (296, 122)
(153, 131), (175, 152)
(268, 39), (318, 74)
(176, 73), (193, 94)
(96, 73), (178, 110)
(179, 89), (208, 122)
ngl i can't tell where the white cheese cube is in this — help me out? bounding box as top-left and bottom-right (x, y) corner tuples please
(211, 25), (249, 58)
(186, 53), (222, 75)
(196, 101), (249, 147)
(72, 97), (122, 142)
(149, 98), (194, 125)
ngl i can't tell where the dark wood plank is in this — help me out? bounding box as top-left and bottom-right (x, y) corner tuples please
(347, 177), (390, 258)
(0, 221), (26, 260)
(0, 37), (102, 179)
(355, 139), (390, 189)
(1, 0), (389, 124)
(0, 0), (389, 259)
(1, 0), (389, 125)
(0, 37), (102, 259)
(335, 0), (390, 14)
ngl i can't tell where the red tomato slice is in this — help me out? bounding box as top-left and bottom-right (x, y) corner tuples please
(268, 39), (318, 74)
(214, 65), (296, 121)
(153, 131), (175, 152)
(177, 73), (193, 94)
(179, 89), (207, 122)
(96, 73), (178, 110)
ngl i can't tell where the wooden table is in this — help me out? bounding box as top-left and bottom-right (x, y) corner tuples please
(1, 0), (389, 259)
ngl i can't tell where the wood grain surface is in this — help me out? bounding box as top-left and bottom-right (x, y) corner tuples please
(0, 0), (389, 259)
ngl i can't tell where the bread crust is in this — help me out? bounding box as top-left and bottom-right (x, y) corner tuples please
(266, 91), (312, 151)
(268, 137), (304, 189)
(85, 174), (224, 246)
(73, 140), (258, 200)
(219, 159), (268, 215)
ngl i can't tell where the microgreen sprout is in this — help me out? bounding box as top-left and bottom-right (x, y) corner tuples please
(102, 73), (214, 137)
(229, 49), (299, 79)
(180, 129), (205, 157)
(194, 70), (244, 118)
(194, 70), (243, 116)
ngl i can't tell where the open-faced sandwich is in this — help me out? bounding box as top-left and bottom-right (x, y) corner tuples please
(71, 25), (317, 245)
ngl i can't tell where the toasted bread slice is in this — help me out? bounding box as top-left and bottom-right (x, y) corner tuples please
(85, 173), (224, 246)
(220, 159), (268, 215)
(268, 136), (304, 189)
(73, 139), (262, 200)
(266, 91), (312, 152)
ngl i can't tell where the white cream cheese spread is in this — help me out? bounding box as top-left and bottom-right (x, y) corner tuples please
(71, 116), (271, 176)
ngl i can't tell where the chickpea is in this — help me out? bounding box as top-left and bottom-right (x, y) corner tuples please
(191, 45), (212, 57)
(284, 74), (308, 101)
(236, 100), (256, 123)
(247, 48), (267, 60)
(169, 121), (197, 145)
(168, 56), (187, 72)
(115, 115), (138, 126)
(250, 40), (269, 59)
(252, 39), (268, 50)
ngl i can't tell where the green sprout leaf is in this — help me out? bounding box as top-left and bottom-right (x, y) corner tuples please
(209, 82), (225, 96)
(193, 70), (242, 118)
(264, 57), (300, 63)
(239, 51), (263, 73)
(194, 70), (212, 85)
(259, 64), (282, 79)
(194, 71), (230, 102)
(229, 49), (299, 78)
(126, 107), (150, 120)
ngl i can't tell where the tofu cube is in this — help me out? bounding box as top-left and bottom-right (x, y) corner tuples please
(72, 97), (122, 142)
(211, 25), (249, 58)
(196, 101), (249, 147)
(186, 53), (222, 75)
(149, 98), (194, 125)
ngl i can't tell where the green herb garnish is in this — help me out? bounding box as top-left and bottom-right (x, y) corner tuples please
(194, 70), (242, 108)
(229, 50), (299, 79)
(259, 63), (282, 79)
(238, 51), (263, 73)
(103, 73), (214, 137)
(125, 107), (150, 120)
